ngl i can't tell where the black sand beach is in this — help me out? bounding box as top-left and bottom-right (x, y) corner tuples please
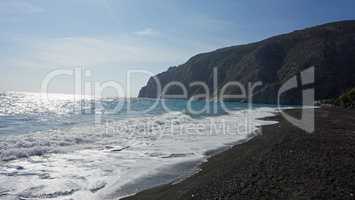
(123, 107), (355, 200)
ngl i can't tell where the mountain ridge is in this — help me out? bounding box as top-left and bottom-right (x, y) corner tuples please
(138, 20), (355, 104)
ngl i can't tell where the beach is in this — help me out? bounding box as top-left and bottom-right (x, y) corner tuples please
(1, 2), (355, 200)
(123, 107), (355, 200)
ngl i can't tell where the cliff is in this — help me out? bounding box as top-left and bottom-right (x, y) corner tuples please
(138, 20), (355, 104)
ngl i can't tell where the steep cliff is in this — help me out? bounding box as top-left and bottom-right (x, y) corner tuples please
(138, 20), (355, 104)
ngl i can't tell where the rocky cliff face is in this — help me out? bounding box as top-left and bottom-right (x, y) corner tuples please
(138, 20), (355, 104)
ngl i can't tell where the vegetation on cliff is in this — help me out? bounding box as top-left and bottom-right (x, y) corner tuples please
(335, 88), (355, 108)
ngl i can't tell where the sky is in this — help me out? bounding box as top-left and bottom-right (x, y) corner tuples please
(1, 0), (355, 97)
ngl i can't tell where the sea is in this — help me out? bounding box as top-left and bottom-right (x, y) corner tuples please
(0, 92), (278, 200)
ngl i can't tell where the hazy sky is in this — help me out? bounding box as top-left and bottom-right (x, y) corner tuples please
(1, 0), (355, 97)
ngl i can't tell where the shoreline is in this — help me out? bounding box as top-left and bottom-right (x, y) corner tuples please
(123, 107), (355, 200)
(114, 122), (269, 199)
(111, 110), (277, 199)
(111, 159), (203, 199)
(115, 110), (277, 199)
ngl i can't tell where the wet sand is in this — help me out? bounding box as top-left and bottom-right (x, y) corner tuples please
(123, 108), (355, 200)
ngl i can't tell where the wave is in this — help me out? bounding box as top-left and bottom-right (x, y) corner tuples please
(0, 103), (279, 200)
(0, 107), (278, 162)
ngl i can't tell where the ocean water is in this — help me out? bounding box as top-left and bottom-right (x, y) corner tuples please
(0, 92), (278, 200)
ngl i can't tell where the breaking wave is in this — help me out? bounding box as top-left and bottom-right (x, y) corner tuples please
(0, 92), (279, 200)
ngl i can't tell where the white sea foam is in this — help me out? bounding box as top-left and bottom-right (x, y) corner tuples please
(0, 93), (279, 200)
(0, 108), (278, 200)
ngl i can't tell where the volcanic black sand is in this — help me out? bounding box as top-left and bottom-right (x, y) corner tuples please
(123, 107), (355, 200)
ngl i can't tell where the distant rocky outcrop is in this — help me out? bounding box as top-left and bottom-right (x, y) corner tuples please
(138, 20), (355, 104)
